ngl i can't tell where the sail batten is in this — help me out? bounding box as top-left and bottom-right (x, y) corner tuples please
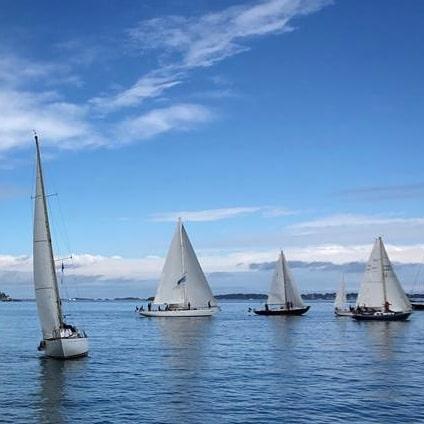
(154, 221), (217, 308)
(267, 252), (305, 308)
(33, 136), (63, 340)
(356, 237), (411, 312)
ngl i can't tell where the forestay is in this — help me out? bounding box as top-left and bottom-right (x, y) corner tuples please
(267, 251), (305, 308)
(154, 220), (217, 308)
(33, 137), (63, 340)
(356, 238), (411, 312)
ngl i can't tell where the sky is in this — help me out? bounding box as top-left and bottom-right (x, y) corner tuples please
(1, 0), (424, 298)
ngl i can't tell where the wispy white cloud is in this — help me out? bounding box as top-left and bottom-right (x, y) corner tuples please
(0, 89), (104, 151)
(129, 0), (332, 69)
(93, 0), (331, 114)
(90, 71), (183, 112)
(290, 214), (424, 231)
(0, 1), (332, 155)
(151, 206), (263, 222)
(338, 183), (424, 201)
(0, 53), (82, 88)
(150, 206), (295, 222)
(117, 103), (212, 141)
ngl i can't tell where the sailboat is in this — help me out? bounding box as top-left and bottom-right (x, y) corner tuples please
(334, 276), (353, 316)
(352, 237), (412, 321)
(254, 251), (310, 316)
(139, 219), (218, 317)
(33, 134), (88, 358)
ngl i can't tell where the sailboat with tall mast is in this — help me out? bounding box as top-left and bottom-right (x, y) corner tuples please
(352, 237), (412, 321)
(334, 276), (353, 316)
(254, 251), (310, 316)
(33, 133), (88, 358)
(139, 219), (218, 317)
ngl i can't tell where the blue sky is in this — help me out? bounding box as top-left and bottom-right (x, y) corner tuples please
(1, 0), (424, 298)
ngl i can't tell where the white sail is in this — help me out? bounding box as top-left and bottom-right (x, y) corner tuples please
(154, 220), (217, 308)
(267, 251), (305, 308)
(33, 136), (63, 340)
(356, 237), (411, 312)
(334, 278), (347, 309)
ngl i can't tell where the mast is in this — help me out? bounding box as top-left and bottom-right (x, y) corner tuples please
(281, 251), (288, 306)
(34, 134), (63, 326)
(178, 217), (187, 307)
(379, 237), (388, 308)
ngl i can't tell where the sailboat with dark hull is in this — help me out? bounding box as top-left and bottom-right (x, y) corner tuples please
(352, 237), (412, 322)
(254, 251), (310, 316)
(33, 134), (88, 358)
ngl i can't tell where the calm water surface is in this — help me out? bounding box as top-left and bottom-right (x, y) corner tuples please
(1, 300), (424, 423)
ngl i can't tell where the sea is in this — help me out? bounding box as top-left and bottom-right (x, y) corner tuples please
(1, 300), (423, 424)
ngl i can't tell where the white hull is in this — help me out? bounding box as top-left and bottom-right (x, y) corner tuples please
(139, 307), (218, 317)
(44, 337), (88, 359)
(335, 309), (353, 317)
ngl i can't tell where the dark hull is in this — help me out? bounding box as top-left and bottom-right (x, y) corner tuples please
(254, 306), (310, 316)
(412, 303), (424, 310)
(352, 311), (411, 321)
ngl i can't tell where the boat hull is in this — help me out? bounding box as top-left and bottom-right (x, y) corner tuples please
(411, 303), (424, 310)
(335, 309), (353, 317)
(254, 306), (310, 316)
(352, 311), (411, 321)
(139, 307), (218, 317)
(44, 337), (88, 359)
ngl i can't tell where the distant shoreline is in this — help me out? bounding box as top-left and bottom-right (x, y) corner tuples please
(3, 293), (424, 302)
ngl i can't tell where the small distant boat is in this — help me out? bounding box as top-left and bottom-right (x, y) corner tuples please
(254, 251), (310, 316)
(334, 277), (353, 316)
(352, 237), (412, 322)
(33, 134), (88, 358)
(139, 219), (218, 317)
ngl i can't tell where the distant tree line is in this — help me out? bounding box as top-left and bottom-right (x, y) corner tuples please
(0, 291), (11, 301)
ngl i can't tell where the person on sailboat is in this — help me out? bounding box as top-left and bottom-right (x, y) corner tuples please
(384, 301), (391, 312)
(208, 301), (211, 308)
(188, 302), (191, 310)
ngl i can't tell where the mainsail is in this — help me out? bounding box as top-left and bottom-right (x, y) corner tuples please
(356, 237), (411, 312)
(267, 251), (305, 308)
(334, 278), (347, 309)
(33, 135), (63, 340)
(154, 220), (217, 308)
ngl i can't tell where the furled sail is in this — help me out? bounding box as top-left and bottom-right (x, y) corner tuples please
(33, 136), (63, 340)
(267, 251), (305, 308)
(356, 237), (411, 312)
(334, 278), (347, 309)
(154, 220), (216, 308)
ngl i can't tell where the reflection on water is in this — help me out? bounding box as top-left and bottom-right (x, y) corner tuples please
(154, 317), (213, 423)
(359, 320), (408, 360)
(155, 316), (213, 373)
(37, 358), (87, 424)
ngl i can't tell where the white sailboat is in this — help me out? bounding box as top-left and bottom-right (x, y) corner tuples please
(352, 237), (412, 321)
(139, 219), (218, 317)
(254, 251), (310, 316)
(334, 276), (353, 316)
(33, 134), (88, 358)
